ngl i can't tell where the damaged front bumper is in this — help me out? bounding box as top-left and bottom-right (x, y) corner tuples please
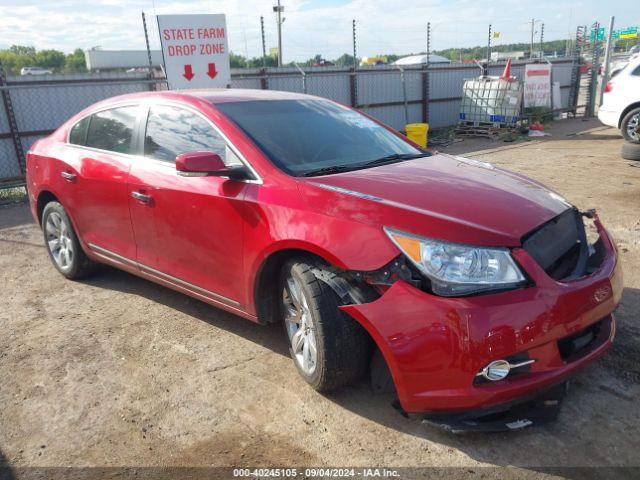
(340, 215), (622, 421)
(423, 381), (569, 433)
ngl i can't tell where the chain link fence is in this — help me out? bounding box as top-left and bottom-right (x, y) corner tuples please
(0, 58), (579, 190)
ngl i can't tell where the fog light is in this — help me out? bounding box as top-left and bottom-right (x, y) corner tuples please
(476, 358), (536, 382)
(479, 359), (511, 381)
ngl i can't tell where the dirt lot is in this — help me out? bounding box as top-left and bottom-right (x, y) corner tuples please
(1, 118), (639, 478)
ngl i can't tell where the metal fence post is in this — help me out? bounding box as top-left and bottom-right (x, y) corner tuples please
(0, 63), (26, 178)
(295, 64), (307, 94)
(397, 66), (409, 126)
(350, 67), (358, 108)
(421, 64), (429, 123)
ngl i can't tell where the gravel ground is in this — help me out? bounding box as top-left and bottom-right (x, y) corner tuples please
(0, 118), (639, 478)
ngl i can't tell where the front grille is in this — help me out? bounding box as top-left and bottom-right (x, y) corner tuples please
(522, 208), (589, 281)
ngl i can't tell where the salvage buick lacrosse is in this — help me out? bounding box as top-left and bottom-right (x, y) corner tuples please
(26, 90), (622, 431)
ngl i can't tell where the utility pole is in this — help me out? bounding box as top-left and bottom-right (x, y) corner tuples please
(539, 23), (545, 56)
(274, 0), (284, 67)
(600, 16), (615, 106)
(529, 18), (537, 58)
(260, 16), (267, 68)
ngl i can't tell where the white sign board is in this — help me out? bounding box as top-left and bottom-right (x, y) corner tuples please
(157, 14), (230, 90)
(523, 64), (551, 108)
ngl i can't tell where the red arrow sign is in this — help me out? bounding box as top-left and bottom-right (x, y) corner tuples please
(207, 63), (218, 79)
(183, 64), (194, 81)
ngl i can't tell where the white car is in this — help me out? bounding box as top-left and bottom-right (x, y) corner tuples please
(598, 57), (640, 143)
(20, 66), (53, 76)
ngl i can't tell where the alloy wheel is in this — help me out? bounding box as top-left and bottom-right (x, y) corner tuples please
(627, 113), (640, 141)
(283, 276), (318, 375)
(45, 212), (74, 271)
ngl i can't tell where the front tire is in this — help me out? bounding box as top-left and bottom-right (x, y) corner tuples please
(42, 201), (95, 279)
(621, 107), (640, 143)
(280, 259), (371, 392)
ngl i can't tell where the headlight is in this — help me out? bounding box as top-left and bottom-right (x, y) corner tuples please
(384, 227), (526, 296)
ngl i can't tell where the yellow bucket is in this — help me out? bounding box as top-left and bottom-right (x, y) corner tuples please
(405, 123), (429, 148)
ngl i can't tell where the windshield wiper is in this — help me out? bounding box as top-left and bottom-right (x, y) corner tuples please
(301, 164), (356, 177)
(359, 152), (428, 167)
(301, 152), (428, 177)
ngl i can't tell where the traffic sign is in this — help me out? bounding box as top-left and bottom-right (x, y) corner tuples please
(157, 14), (231, 90)
(612, 27), (638, 40)
(590, 27), (605, 42)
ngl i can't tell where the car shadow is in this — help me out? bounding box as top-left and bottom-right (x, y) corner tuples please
(0, 449), (15, 480)
(82, 262), (640, 476)
(82, 265), (291, 358)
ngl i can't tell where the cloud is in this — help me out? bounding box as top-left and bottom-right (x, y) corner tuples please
(0, 0), (636, 60)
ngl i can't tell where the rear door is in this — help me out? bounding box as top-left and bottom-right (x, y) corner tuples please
(127, 103), (250, 308)
(64, 104), (141, 260)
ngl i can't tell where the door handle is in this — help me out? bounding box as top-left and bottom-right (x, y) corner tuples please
(131, 191), (152, 203)
(60, 171), (76, 182)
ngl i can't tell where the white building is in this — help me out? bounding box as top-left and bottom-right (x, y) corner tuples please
(84, 50), (164, 70)
(393, 54), (451, 66)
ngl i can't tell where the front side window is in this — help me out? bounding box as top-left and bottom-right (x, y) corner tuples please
(144, 105), (226, 163)
(215, 99), (424, 176)
(85, 106), (138, 154)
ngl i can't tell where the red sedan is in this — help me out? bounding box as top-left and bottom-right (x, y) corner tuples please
(26, 90), (622, 432)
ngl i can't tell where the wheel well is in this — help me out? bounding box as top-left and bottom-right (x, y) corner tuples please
(619, 102), (640, 128)
(254, 248), (390, 390)
(254, 249), (327, 325)
(36, 190), (59, 225)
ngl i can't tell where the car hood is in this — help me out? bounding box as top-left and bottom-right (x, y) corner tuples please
(301, 153), (572, 247)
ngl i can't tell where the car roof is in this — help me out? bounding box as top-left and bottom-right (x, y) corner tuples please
(99, 88), (320, 106)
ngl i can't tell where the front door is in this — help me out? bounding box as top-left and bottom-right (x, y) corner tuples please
(128, 103), (249, 308)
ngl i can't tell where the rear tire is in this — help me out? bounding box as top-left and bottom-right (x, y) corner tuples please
(42, 201), (96, 279)
(279, 259), (371, 392)
(620, 108), (640, 144)
(620, 142), (640, 161)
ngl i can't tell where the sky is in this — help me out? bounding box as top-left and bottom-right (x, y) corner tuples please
(0, 0), (638, 60)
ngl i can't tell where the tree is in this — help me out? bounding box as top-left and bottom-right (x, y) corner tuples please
(334, 53), (358, 67)
(35, 49), (66, 70)
(9, 45), (36, 58)
(229, 52), (247, 68)
(64, 49), (87, 72)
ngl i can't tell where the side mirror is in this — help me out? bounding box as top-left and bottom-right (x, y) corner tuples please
(175, 151), (248, 180)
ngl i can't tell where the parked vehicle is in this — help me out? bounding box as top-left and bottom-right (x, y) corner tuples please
(20, 66), (53, 76)
(26, 90), (622, 432)
(598, 57), (640, 143)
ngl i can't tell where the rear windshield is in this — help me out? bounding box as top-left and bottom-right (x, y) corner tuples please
(215, 99), (422, 176)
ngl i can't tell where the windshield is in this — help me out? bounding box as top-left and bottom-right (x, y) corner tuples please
(215, 99), (425, 176)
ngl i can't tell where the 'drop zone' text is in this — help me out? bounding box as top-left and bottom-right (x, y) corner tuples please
(166, 43), (226, 56)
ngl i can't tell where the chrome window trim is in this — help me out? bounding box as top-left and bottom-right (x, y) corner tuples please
(64, 98), (263, 185)
(146, 100), (263, 184)
(66, 101), (142, 146)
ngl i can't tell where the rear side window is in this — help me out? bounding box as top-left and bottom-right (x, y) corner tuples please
(144, 105), (226, 163)
(68, 117), (90, 145)
(85, 106), (138, 154)
(632, 65), (640, 76)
